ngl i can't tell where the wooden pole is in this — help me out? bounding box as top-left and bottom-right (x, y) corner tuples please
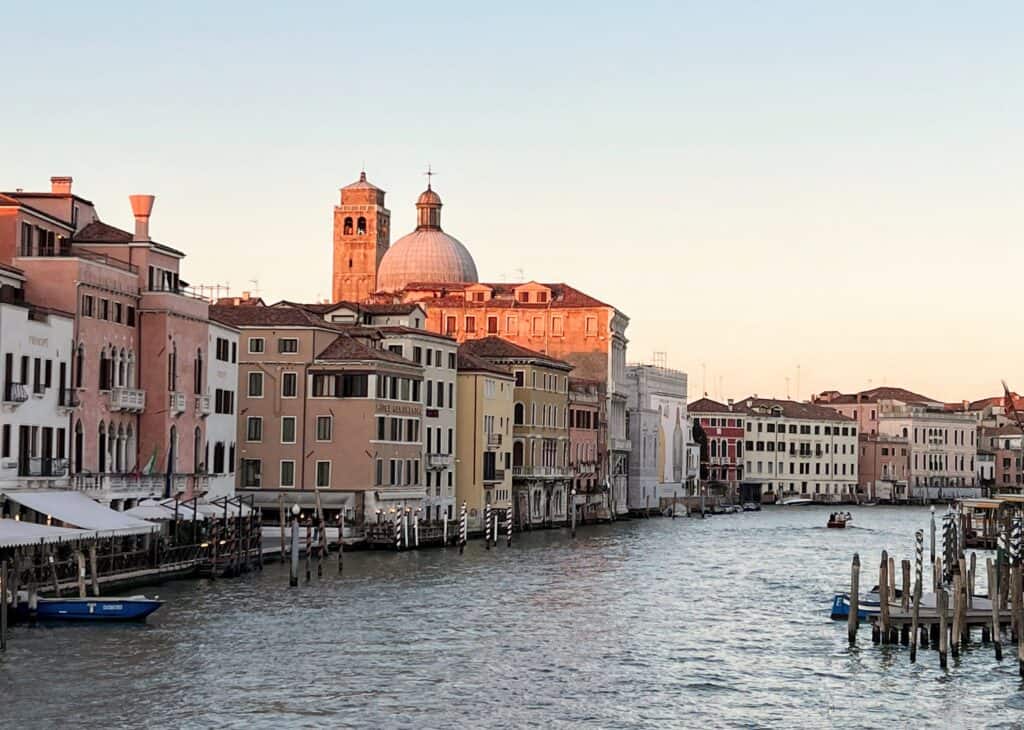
(848, 553), (860, 645)
(910, 572), (922, 662)
(289, 513), (299, 588)
(47, 551), (60, 598)
(989, 558), (1003, 661)
(951, 573), (962, 657)
(901, 559), (910, 612)
(959, 557), (970, 647)
(969, 552), (977, 609)
(888, 556), (897, 614)
(279, 494), (286, 563)
(76, 550), (86, 598)
(934, 555), (942, 593)
(442, 512), (448, 547)
(88, 543), (100, 596)
(337, 511), (344, 574)
(305, 522), (312, 583)
(930, 506), (936, 564)
(879, 550), (890, 644)
(0, 559), (7, 653)
(938, 589), (949, 669)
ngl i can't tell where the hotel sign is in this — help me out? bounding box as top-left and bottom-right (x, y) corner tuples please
(377, 403), (420, 417)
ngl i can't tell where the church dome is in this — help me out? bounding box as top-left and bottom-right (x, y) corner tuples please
(376, 185), (478, 293)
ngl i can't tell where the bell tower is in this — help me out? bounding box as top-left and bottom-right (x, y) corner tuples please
(332, 171), (390, 302)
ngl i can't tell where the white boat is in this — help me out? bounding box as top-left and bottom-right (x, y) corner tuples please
(781, 498), (814, 506)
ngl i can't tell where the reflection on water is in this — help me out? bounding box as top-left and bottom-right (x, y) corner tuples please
(0, 506), (1015, 728)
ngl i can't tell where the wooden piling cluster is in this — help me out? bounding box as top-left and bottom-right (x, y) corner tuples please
(850, 503), (1024, 678)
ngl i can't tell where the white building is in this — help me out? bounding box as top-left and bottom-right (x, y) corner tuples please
(739, 397), (859, 502)
(377, 327), (458, 522)
(0, 263), (75, 489)
(624, 363), (689, 513)
(205, 320), (239, 500)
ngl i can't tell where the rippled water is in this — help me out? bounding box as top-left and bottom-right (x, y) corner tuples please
(3, 505), (1023, 728)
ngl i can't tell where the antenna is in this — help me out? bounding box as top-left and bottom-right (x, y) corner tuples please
(514, 268), (525, 282)
(702, 362), (707, 397)
(249, 279), (261, 296)
(653, 351), (667, 370)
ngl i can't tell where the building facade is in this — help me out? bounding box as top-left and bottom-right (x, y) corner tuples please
(455, 349), (514, 531)
(978, 425), (1022, 492)
(624, 364), (689, 513)
(738, 397), (859, 503)
(688, 397), (745, 500)
(858, 432), (910, 502)
(205, 320), (239, 500)
(0, 263), (74, 489)
(569, 378), (606, 521)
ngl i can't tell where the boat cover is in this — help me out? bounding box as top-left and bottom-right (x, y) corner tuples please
(0, 519), (92, 548)
(1, 490), (158, 536)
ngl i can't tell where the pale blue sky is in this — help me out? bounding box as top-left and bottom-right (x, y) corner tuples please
(2, 2), (1021, 401)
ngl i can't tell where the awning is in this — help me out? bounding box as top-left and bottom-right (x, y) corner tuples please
(0, 519), (92, 548)
(375, 489), (428, 501)
(2, 490), (158, 536)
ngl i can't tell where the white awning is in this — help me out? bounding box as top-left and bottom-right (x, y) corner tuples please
(0, 519), (92, 548)
(375, 489), (428, 501)
(2, 490), (158, 536)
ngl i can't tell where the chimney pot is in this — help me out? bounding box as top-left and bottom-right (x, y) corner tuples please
(50, 176), (73, 195)
(241, 291), (250, 300)
(128, 194), (155, 242)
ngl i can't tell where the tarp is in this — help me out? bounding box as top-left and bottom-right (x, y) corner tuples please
(0, 519), (92, 548)
(2, 490), (158, 536)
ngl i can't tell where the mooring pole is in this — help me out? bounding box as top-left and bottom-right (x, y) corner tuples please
(930, 505), (936, 566)
(459, 501), (467, 555)
(0, 559), (7, 653)
(848, 553), (860, 645)
(506, 506), (513, 547)
(289, 504), (300, 588)
(337, 511), (344, 574)
(484, 504), (492, 550)
(571, 488), (577, 538)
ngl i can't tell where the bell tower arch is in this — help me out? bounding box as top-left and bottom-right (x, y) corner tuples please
(332, 171), (390, 302)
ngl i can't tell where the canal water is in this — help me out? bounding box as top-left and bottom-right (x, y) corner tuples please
(3, 505), (1022, 728)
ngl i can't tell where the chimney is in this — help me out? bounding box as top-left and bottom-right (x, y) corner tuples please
(727, 398), (734, 411)
(50, 176), (73, 195)
(241, 291), (251, 301)
(128, 194), (155, 242)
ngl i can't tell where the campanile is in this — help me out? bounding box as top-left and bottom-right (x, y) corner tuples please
(332, 171), (390, 302)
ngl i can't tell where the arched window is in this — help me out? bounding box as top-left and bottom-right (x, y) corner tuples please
(228, 442), (235, 473)
(116, 424), (125, 472)
(117, 348), (126, 387)
(126, 425), (135, 472)
(357, 217), (367, 235)
(193, 427), (202, 473)
(73, 420), (83, 474)
(169, 425), (178, 475)
(194, 348), (203, 394)
(514, 402), (525, 425)
(127, 352), (135, 388)
(168, 342), (177, 392)
(710, 440), (718, 457)
(513, 441), (524, 468)
(98, 422), (107, 473)
(343, 217), (353, 235)
(75, 344), (85, 388)
(213, 442), (225, 474)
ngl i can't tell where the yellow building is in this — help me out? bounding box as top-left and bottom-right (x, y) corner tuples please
(455, 349), (514, 532)
(461, 337), (573, 529)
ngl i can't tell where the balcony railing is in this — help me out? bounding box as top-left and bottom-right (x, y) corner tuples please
(58, 388), (79, 408)
(426, 453), (452, 470)
(110, 387), (146, 412)
(169, 391), (186, 414)
(512, 465), (572, 479)
(3, 382), (28, 404)
(19, 457), (69, 478)
(70, 473), (194, 497)
(195, 394), (211, 416)
(483, 468), (506, 484)
(487, 433), (503, 447)
(610, 437), (631, 452)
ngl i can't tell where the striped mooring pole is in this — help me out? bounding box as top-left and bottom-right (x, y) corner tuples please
(394, 511), (403, 551)
(915, 529), (923, 589)
(459, 501), (468, 555)
(506, 506), (513, 547)
(484, 503), (492, 550)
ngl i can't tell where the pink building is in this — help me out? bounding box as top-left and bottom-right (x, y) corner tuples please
(569, 377), (602, 518)
(0, 177), (215, 504)
(688, 397), (745, 498)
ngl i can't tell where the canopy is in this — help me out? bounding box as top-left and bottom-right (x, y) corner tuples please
(124, 500), (203, 522)
(0, 518), (92, 548)
(2, 490), (158, 536)
(155, 499), (207, 521)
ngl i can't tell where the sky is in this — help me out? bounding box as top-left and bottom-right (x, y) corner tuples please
(2, 2), (1022, 403)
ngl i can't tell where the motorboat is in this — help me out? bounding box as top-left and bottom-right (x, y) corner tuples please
(20, 595), (163, 621)
(827, 512), (853, 528)
(781, 498), (814, 506)
(742, 502), (761, 512)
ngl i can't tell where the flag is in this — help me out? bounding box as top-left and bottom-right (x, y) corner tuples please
(142, 445), (158, 475)
(163, 437), (175, 499)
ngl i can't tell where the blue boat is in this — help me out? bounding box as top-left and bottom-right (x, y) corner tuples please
(829, 592), (881, 621)
(30, 596), (163, 621)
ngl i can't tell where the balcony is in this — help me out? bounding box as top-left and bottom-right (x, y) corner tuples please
(70, 473), (187, 499)
(610, 437), (631, 453)
(426, 453), (452, 470)
(19, 458), (69, 478)
(169, 391), (186, 414)
(195, 393), (211, 417)
(512, 465), (573, 479)
(483, 469), (506, 484)
(3, 382), (28, 405)
(58, 388), (79, 409)
(487, 433), (503, 448)
(571, 461), (598, 474)
(109, 387), (146, 413)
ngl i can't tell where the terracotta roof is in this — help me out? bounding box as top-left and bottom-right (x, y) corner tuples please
(400, 281), (617, 310)
(737, 397), (854, 422)
(209, 305), (329, 328)
(461, 336), (573, 370)
(966, 394), (1024, 411)
(316, 334), (415, 366)
(457, 349), (514, 377)
(372, 325), (454, 341)
(74, 221), (133, 243)
(688, 397), (739, 414)
(816, 386), (936, 405)
(0, 194), (74, 227)
(275, 300), (423, 317)
(341, 172), (382, 192)
(980, 425), (1024, 437)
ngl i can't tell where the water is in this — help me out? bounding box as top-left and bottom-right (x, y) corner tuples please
(3, 505), (1023, 728)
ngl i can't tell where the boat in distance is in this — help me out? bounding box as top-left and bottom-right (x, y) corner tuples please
(780, 498), (814, 506)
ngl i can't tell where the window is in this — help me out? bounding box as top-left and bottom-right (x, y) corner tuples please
(375, 458), (383, 486)
(388, 344), (404, 357)
(81, 295), (94, 317)
(248, 337), (265, 354)
(552, 317), (564, 336)
(585, 316), (597, 335)
(532, 316), (544, 334)
(413, 346), (422, 364)
(448, 353), (456, 369)
(213, 442), (226, 473)
(316, 461), (331, 487)
(246, 416), (263, 442)
(515, 370), (525, 387)
(316, 416), (333, 441)
(113, 302), (123, 324)
(445, 316), (456, 335)
(487, 316), (498, 334)
(376, 417), (386, 440)
(506, 315), (518, 334)
(126, 306), (136, 327)
(214, 389), (235, 414)
(281, 416), (296, 443)
(280, 461), (296, 487)
(276, 337), (298, 354)
(465, 316), (476, 333)
(248, 371), (264, 397)
(518, 292), (530, 303)
(215, 337), (230, 361)
(241, 459), (261, 487)
(282, 372), (297, 398)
